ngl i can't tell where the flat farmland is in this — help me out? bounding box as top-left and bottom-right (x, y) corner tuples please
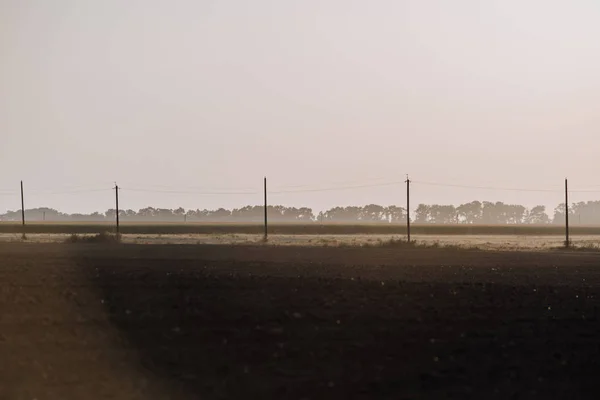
(1, 232), (599, 251)
(2, 243), (600, 399)
(1, 222), (600, 236)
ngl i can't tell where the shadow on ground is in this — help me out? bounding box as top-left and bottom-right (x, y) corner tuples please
(76, 248), (600, 400)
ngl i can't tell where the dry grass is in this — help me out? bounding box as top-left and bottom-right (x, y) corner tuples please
(550, 242), (600, 252)
(64, 232), (122, 244)
(1, 230), (598, 251)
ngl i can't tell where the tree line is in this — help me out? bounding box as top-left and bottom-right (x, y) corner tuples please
(1, 200), (599, 224)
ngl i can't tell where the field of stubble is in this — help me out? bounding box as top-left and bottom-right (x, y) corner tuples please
(2, 243), (600, 399)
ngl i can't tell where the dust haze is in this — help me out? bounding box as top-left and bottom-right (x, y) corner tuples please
(2, 0), (599, 215)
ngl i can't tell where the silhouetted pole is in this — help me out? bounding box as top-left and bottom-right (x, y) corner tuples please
(115, 184), (120, 235)
(264, 177), (268, 241)
(406, 175), (411, 242)
(565, 178), (569, 247)
(20, 181), (25, 227)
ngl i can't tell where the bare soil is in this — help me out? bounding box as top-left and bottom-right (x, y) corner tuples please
(2, 243), (600, 399)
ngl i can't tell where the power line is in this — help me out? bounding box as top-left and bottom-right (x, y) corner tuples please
(5, 179), (600, 199)
(266, 175), (407, 190)
(30, 182), (116, 191)
(115, 182), (260, 192)
(122, 188), (260, 195)
(114, 175), (406, 193)
(412, 180), (563, 193)
(567, 184), (600, 188)
(412, 180), (600, 194)
(568, 189), (600, 193)
(269, 180), (406, 194)
(28, 188), (112, 195)
(120, 179), (407, 196)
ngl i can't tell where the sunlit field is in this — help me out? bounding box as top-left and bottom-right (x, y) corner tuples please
(1, 232), (599, 251)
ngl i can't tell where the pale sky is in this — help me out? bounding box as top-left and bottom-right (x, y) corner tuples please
(1, 0), (599, 214)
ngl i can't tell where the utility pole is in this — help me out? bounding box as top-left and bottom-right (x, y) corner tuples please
(264, 177), (268, 241)
(565, 178), (569, 247)
(115, 183), (120, 236)
(20, 180), (25, 228)
(406, 175), (411, 242)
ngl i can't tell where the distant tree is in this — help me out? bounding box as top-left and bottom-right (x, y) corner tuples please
(0, 200), (593, 225)
(481, 201), (501, 224)
(457, 201), (482, 224)
(295, 207), (315, 221)
(428, 205), (456, 224)
(281, 207), (314, 221)
(211, 208), (232, 221)
(552, 203), (568, 225)
(317, 211), (325, 223)
(570, 201), (600, 225)
(505, 204), (527, 224)
(121, 209), (137, 221)
(232, 206), (262, 221)
(323, 206), (363, 222)
(414, 204), (430, 223)
(89, 212), (105, 221)
(138, 207), (157, 219)
(525, 205), (550, 224)
(360, 204), (386, 222)
(384, 205), (406, 223)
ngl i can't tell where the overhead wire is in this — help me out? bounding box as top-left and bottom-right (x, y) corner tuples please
(412, 180), (600, 194)
(115, 182), (260, 192)
(269, 180), (406, 194)
(121, 187), (260, 195)
(264, 175), (408, 190)
(115, 175), (406, 193)
(411, 180), (562, 193)
(4, 178), (600, 199)
(28, 188), (113, 195)
(117, 179), (408, 196)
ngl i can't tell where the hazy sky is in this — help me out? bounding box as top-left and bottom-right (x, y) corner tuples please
(2, 0), (600, 214)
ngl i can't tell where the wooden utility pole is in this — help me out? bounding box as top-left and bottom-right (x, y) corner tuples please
(20, 181), (25, 227)
(264, 177), (268, 241)
(115, 184), (120, 235)
(406, 175), (411, 242)
(565, 178), (569, 247)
